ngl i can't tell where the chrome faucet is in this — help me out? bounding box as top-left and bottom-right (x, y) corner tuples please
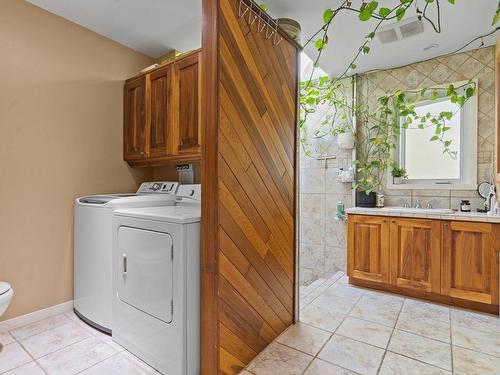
(403, 200), (410, 208)
(426, 201), (433, 210)
(414, 200), (422, 209)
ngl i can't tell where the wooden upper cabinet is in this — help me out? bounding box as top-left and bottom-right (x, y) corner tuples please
(348, 215), (390, 284)
(390, 218), (441, 293)
(173, 53), (201, 154)
(123, 50), (201, 166)
(442, 221), (499, 306)
(124, 76), (147, 160)
(148, 65), (173, 158)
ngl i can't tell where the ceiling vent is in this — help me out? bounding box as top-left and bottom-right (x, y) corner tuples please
(376, 16), (424, 44)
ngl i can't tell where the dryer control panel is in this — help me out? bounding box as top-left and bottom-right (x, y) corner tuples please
(137, 182), (179, 195)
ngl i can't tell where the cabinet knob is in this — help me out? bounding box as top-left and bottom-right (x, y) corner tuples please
(392, 220), (396, 223)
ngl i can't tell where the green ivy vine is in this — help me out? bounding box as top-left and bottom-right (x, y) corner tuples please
(298, 0), (498, 193)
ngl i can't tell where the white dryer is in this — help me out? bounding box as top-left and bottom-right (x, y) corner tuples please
(112, 185), (200, 375)
(74, 182), (178, 333)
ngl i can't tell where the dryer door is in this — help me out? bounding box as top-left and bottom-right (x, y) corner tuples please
(117, 227), (173, 323)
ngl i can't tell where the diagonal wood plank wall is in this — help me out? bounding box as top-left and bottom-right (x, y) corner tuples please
(217, 0), (298, 371)
(201, 0), (300, 373)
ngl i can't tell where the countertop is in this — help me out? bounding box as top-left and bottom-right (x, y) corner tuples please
(346, 207), (500, 224)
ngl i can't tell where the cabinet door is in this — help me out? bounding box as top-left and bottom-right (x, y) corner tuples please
(390, 218), (441, 293)
(124, 76), (147, 161)
(173, 53), (201, 153)
(442, 221), (498, 305)
(348, 215), (390, 283)
(148, 66), (174, 158)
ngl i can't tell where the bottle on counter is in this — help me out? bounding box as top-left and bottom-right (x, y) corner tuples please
(460, 200), (471, 212)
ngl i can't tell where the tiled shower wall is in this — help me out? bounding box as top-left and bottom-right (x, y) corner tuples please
(356, 46), (496, 210)
(299, 78), (354, 286)
(299, 148), (353, 285)
(299, 46), (496, 287)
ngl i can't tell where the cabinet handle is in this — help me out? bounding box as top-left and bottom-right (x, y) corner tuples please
(383, 220), (387, 223)
(392, 220), (396, 223)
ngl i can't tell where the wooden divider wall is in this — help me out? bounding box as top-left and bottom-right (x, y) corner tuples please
(201, 0), (301, 373)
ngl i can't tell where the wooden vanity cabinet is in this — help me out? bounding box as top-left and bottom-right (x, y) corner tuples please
(442, 221), (498, 306)
(123, 51), (201, 166)
(390, 218), (441, 294)
(348, 215), (499, 313)
(347, 215), (390, 284)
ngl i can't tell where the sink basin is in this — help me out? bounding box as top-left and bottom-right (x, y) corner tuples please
(381, 207), (454, 214)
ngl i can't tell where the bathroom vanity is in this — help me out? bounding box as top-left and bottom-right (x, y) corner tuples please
(346, 208), (500, 314)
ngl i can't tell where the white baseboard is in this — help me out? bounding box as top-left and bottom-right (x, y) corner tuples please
(0, 300), (74, 332)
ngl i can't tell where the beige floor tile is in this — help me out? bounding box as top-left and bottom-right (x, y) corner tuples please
(362, 290), (404, 308)
(452, 324), (500, 357)
(379, 352), (451, 375)
(401, 299), (450, 323)
(0, 330), (15, 345)
(2, 361), (46, 375)
(453, 346), (500, 375)
(349, 296), (401, 327)
(238, 371), (254, 375)
(336, 317), (393, 349)
(318, 334), (385, 375)
(20, 321), (91, 358)
(396, 311), (451, 343)
(0, 342), (32, 373)
(450, 308), (500, 334)
(10, 314), (72, 340)
(246, 342), (313, 375)
(303, 358), (357, 374)
(64, 310), (81, 322)
(79, 351), (156, 374)
(388, 330), (452, 371)
(37, 337), (117, 375)
(88, 327), (124, 352)
(276, 322), (331, 356)
(312, 285), (364, 315)
(299, 305), (346, 332)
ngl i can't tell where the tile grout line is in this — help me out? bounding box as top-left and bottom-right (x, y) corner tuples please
(449, 301), (454, 374)
(1, 313), (122, 375)
(299, 277), (368, 375)
(375, 295), (406, 375)
(8, 329), (50, 375)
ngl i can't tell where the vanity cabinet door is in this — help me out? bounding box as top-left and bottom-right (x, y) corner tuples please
(124, 76), (147, 161)
(389, 218), (441, 293)
(442, 222), (498, 306)
(347, 215), (390, 284)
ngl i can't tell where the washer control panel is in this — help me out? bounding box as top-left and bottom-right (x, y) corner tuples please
(137, 182), (179, 195)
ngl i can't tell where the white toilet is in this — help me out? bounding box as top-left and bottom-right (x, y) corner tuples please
(0, 281), (13, 317)
(0, 281), (13, 352)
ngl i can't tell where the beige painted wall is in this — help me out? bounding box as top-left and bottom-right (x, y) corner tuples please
(0, 0), (155, 320)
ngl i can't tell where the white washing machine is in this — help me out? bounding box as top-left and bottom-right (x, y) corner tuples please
(74, 181), (179, 333)
(112, 185), (200, 375)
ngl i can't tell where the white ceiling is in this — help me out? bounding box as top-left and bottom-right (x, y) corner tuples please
(27, 0), (498, 76)
(26, 0), (202, 58)
(266, 0), (499, 76)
